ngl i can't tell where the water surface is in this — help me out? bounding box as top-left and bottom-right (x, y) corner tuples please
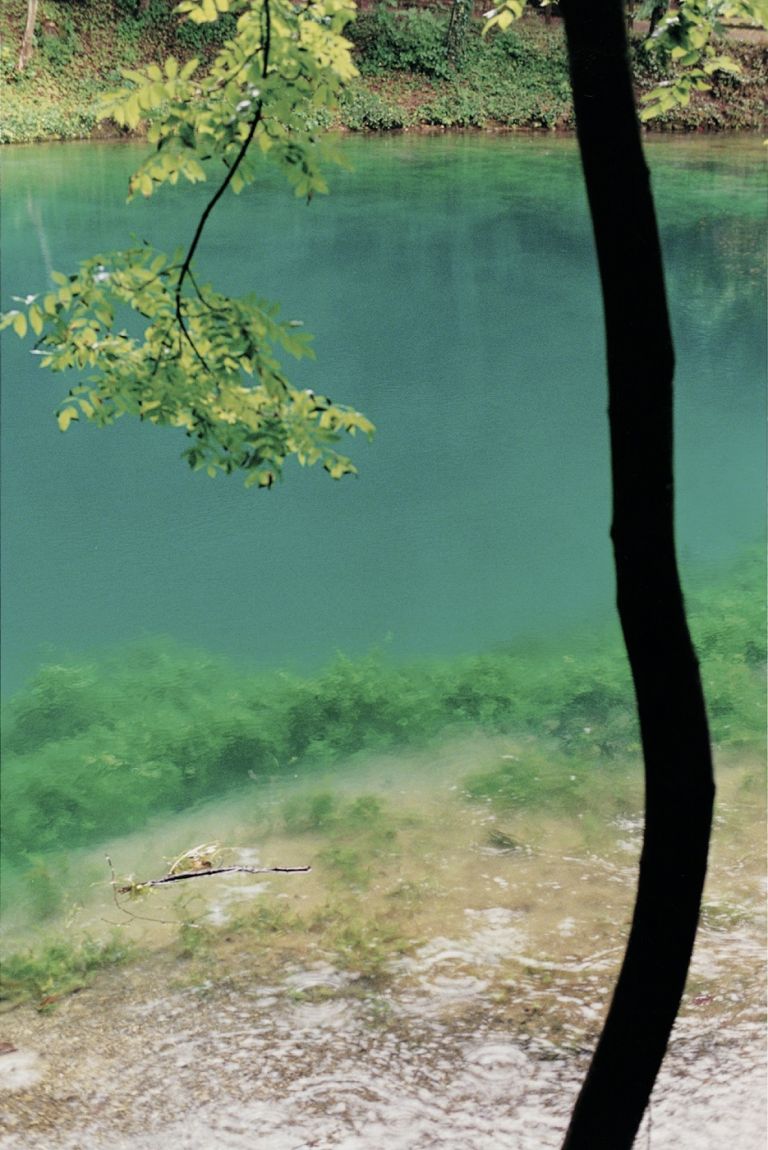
(0, 131), (765, 1149)
(1, 134), (765, 693)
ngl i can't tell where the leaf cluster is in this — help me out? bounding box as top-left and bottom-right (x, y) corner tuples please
(480, 0), (766, 121)
(347, 6), (456, 79)
(2, 248), (373, 486)
(2, 0), (373, 488)
(639, 0), (767, 119)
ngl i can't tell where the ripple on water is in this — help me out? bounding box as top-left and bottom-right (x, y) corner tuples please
(0, 1051), (43, 1093)
(1, 1003), (765, 1150)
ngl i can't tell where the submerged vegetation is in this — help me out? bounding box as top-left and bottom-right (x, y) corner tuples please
(0, 554), (763, 1043)
(1, 1), (765, 143)
(0, 933), (132, 1007)
(1, 551), (763, 889)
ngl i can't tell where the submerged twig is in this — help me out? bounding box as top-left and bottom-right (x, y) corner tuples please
(105, 853), (180, 925)
(117, 863), (311, 894)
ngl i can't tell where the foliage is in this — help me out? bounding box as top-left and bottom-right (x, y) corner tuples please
(1, 554), (762, 866)
(446, 0), (473, 67)
(38, 12), (79, 71)
(482, 0), (767, 122)
(639, 0), (768, 119)
(347, 6), (454, 78)
(0, 1), (764, 142)
(447, 25), (570, 125)
(0, 99), (99, 143)
(338, 83), (413, 129)
(3, 0), (375, 489)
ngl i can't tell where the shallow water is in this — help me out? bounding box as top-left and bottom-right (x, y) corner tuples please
(1, 739), (765, 1147)
(1, 973), (765, 1149)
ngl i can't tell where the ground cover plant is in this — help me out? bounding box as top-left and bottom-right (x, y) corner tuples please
(1, 1), (765, 141)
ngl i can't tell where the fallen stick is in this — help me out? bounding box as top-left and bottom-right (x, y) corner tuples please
(117, 864), (311, 894)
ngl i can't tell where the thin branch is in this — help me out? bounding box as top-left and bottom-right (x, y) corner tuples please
(105, 854), (180, 925)
(187, 266), (230, 314)
(175, 304), (215, 376)
(174, 0), (272, 344)
(118, 864), (311, 893)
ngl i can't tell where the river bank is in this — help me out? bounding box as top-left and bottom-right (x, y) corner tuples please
(1, 3), (766, 143)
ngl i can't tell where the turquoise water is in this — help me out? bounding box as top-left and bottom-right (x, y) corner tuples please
(1, 136), (766, 1148)
(1, 134), (765, 694)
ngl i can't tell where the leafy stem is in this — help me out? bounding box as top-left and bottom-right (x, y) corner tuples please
(174, 0), (272, 358)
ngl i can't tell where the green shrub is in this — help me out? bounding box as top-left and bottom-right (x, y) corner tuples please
(0, 100), (98, 144)
(39, 14), (78, 71)
(419, 88), (487, 127)
(349, 7), (454, 79)
(338, 84), (413, 131)
(175, 9), (237, 54)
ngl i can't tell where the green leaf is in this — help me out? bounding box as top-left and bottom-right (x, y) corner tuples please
(13, 311), (27, 338)
(57, 407), (78, 432)
(179, 57), (199, 81)
(29, 305), (43, 336)
(703, 54), (742, 76)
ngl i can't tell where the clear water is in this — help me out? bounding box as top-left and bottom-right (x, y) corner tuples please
(1, 134), (765, 694)
(0, 744), (765, 1148)
(0, 134), (765, 1148)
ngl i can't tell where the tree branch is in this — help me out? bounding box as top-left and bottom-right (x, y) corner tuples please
(174, 0), (272, 337)
(117, 863), (311, 893)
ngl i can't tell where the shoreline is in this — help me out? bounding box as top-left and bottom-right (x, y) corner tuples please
(1, 11), (765, 145)
(3, 120), (766, 150)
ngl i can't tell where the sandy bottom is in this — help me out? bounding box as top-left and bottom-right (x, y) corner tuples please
(0, 938), (764, 1150)
(1, 738), (765, 1149)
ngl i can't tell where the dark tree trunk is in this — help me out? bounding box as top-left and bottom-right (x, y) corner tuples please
(558, 2), (715, 1147)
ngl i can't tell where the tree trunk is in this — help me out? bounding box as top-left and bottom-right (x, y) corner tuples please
(445, 0), (470, 67)
(558, 2), (715, 1147)
(18, 0), (38, 71)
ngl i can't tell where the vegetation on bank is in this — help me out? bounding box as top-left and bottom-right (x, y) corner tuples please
(1, 1), (766, 143)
